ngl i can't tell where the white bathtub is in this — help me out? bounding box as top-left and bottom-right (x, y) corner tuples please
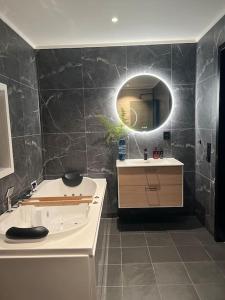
(0, 177), (98, 241)
(0, 177), (107, 300)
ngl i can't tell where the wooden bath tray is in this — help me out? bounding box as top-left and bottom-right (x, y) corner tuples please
(19, 195), (93, 207)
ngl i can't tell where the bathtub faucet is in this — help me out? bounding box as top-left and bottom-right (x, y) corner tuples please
(6, 186), (14, 212)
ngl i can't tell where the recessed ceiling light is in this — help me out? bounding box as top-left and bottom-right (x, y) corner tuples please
(112, 17), (118, 23)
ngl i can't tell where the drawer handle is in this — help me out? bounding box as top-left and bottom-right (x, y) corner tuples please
(145, 186), (158, 191)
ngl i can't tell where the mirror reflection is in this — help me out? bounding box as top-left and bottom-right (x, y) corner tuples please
(116, 75), (172, 132)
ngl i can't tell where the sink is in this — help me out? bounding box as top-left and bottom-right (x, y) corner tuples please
(116, 158), (183, 168)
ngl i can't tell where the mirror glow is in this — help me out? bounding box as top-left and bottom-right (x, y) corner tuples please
(116, 74), (173, 133)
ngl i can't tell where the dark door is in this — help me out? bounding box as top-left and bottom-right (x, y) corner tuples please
(215, 42), (225, 241)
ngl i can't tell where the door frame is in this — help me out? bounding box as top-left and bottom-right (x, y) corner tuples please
(215, 41), (225, 241)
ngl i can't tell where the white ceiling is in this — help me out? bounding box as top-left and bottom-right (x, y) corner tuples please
(0, 0), (225, 49)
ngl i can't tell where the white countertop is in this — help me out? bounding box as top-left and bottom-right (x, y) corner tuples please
(116, 158), (184, 168)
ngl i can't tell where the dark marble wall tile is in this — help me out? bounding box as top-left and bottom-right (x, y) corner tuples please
(84, 88), (117, 132)
(7, 80), (25, 137)
(36, 48), (82, 90)
(0, 20), (20, 81)
(43, 133), (87, 177)
(196, 129), (212, 179)
(0, 20), (38, 89)
(82, 47), (126, 88)
(86, 132), (117, 175)
(23, 88), (41, 135)
(195, 14), (225, 233)
(1, 137), (30, 204)
(86, 132), (118, 216)
(172, 85), (195, 129)
(40, 89), (84, 133)
(172, 129), (195, 172)
(0, 20), (42, 214)
(172, 43), (196, 84)
(128, 131), (172, 159)
(195, 173), (211, 226)
(183, 172), (195, 213)
(7, 81), (41, 137)
(19, 40), (38, 89)
(196, 75), (218, 130)
(127, 44), (171, 83)
(25, 135), (43, 182)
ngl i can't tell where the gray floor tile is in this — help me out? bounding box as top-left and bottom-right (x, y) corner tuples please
(102, 265), (122, 286)
(143, 223), (168, 232)
(96, 248), (107, 265)
(121, 233), (146, 247)
(97, 235), (107, 249)
(153, 262), (191, 284)
(159, 285), (200, 300)
(123, 285), (161, 300)
(122, 263), (155, 286)
(216, 261), (225, 276)
(195, 283), (225, 300)
(105, 248), (122, 264)
(185, 262), (225, 284)
(204, 244), (225, 261)
(193, 230), (216, 245)
(171, 233), (201, 246)
(99, 287), (122, 300)
(96, 264), (105, 286)
(146, 232), (174, 246)
(177, 245), (211, 262)
(99, 219), (112, 235)
(97, 234), (121, 248)
(149, 246), (181, 262)
(108, 235), (121, 248)
(110, 222), (120, 234)
(120, 223), (144, 234)
(122, 247), (150, 264)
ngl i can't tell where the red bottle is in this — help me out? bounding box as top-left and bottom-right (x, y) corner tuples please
(153, 147), (159, 159)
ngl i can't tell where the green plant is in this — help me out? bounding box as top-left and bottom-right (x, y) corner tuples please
(97, 110), (127, 144)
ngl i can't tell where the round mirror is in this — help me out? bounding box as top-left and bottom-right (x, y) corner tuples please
(116, 74), (172, 132)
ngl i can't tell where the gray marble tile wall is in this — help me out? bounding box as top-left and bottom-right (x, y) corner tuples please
(0, 19), (42, 213)
(195, 15), (225, 233)
(36, 43), (196, 216)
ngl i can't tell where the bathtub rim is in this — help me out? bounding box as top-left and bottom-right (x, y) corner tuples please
(0, 177), (107, 258)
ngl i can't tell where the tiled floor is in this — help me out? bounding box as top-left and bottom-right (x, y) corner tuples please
(95, 217), (225, 300)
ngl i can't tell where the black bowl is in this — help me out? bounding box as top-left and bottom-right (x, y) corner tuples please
(62, 172), (83, 187)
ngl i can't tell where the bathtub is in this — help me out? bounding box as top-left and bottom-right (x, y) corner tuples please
(0, 177), (107, 300)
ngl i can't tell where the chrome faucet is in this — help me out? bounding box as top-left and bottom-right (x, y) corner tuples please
(6, 187), (14, 212)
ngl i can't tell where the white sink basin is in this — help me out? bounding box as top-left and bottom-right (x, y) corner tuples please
(116, 158), (183, 168)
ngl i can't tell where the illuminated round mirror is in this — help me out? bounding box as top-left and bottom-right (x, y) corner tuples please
(116, 74), (172, 132)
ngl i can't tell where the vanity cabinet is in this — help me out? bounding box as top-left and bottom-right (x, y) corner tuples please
(117, 159), (183, 208)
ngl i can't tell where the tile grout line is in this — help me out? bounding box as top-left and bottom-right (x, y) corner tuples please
(144, 230), (163, 300)
(119, 230), (123, 299)
(169, 232), (202, 300)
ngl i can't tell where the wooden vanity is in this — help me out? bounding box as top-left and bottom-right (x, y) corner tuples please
(117, 158), (183, 208)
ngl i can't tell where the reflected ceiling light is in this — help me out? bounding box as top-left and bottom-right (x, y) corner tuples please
(112, 17), (118, 23)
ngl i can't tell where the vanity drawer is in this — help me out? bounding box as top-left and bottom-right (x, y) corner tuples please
(146, 166), (182, 185)
(119, 186), (149, 208)
(118, 167), (148, 186)
(158, 185), (182, 207)
(145, 187), (160, 206)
